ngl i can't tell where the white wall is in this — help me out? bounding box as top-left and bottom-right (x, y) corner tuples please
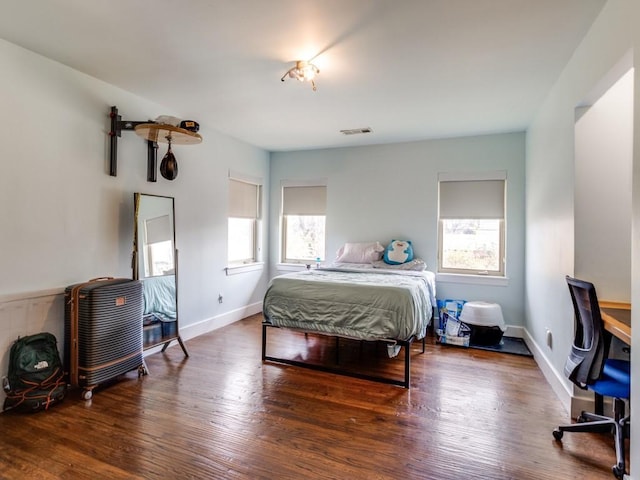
(270, 132), (526, 327)
(0, 38), (270, 387)
(526, 0), (639, 474)
(575, 68), (633, 302)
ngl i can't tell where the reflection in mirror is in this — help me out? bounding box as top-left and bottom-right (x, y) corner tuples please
(143, 213), (174, 276)
(133, 193), (188, 357)
(134, 195), (175, 279)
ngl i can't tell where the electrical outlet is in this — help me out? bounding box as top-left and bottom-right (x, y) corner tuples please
(218, 294), (223, 304)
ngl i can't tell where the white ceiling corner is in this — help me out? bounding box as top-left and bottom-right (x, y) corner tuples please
(0, 0), (606, 152)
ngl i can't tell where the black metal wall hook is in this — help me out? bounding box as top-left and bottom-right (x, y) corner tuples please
(108, 106), (158, 181)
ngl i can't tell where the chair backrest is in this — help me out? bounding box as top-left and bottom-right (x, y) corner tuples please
(563, 276), (610, 388)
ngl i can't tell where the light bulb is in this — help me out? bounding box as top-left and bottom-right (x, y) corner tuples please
(302, 65), (316, 80)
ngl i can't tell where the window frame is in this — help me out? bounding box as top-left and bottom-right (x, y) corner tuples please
(281, 214), (326, 264)
(227, 216), (257, 265)
(437, 172), (506, 277)
(143, 214), (175, 277)
(227, 173), (262, 267)
(145, 240), (174, 277)
(437, 218), (505, 276)
(280, 181), (327, 265)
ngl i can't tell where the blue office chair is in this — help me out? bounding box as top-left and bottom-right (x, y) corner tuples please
(552, 276), (630, 479)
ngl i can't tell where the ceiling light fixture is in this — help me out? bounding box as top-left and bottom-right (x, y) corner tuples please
(281, 60), (320, 91)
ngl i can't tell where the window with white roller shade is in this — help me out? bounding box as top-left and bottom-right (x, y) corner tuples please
(438, 172), (506, 276)
(281, 183), (327, 263)
(228, 176), (262, 265)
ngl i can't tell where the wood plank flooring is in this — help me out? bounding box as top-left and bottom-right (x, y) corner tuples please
(0, 314), (628, 479)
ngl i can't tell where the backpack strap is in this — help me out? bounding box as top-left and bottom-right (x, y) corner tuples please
(4, 366), (66, 412)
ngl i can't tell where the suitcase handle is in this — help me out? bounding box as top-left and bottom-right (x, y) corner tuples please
(88, 277), (114, 282)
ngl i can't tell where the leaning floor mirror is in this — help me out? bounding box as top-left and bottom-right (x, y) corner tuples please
(133, 193), (189, 357)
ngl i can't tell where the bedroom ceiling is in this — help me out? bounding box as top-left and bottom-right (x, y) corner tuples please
(0, 0), (606, 152)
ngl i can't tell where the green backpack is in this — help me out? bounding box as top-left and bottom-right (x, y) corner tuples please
(3, 332), (67, 413)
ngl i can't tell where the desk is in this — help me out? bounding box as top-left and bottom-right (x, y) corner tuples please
(599, 301), (631, 345)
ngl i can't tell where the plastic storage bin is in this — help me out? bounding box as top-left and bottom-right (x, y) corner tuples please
(459, 301), (506, 346)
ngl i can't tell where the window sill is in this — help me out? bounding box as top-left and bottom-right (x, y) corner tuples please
(276, 263), (312, 272)
(435, 273), (509, 287)
(225, 262), (264, 276)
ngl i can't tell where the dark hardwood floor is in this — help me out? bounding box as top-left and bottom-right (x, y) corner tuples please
(0, 314), (627, 479)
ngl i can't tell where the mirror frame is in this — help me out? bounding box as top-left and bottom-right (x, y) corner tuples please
(133, 192), (188, 356)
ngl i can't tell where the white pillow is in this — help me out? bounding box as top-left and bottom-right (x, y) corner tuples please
(335, 242), (385, 263)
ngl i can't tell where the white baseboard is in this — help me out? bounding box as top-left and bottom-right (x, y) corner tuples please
(505, 326), (578, 415)
(179, 301), (262, 341)
(504, 324), (524, 338)
(523, 328), (572, 414)
(143, 302), (263, 357)
(522, 328), (594, 417)
(440, 324), (588, 418)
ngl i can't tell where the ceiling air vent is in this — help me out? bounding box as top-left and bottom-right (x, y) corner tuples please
(340, 127), (372, 135)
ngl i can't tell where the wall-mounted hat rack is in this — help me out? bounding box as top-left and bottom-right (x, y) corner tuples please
(108, 106), (202, 182)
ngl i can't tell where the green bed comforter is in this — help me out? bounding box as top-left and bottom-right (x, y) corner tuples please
(263, 268), (435, 342)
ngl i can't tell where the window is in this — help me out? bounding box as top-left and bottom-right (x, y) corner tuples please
(144, 214), (174, 276)
(228, 177), (261, 265)
(438, 173), (505, 276)
(282, 184), (326, 263)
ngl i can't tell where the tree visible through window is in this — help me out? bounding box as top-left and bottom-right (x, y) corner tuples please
(441, 219), (501, 272)
(284, 215), (325, 261)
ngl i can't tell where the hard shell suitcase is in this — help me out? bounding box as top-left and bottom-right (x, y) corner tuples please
(64, 277), (146, 400)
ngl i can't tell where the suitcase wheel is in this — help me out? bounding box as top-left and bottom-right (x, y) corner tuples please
(82, 389), (93, 401)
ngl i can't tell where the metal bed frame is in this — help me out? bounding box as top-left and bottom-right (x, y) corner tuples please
(261, 323), (426, 388)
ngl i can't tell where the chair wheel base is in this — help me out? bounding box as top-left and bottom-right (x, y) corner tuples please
(552, 429), (563, 441)
(612, 464), (625, 479)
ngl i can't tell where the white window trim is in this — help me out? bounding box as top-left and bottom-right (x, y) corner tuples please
(436, 272), (509, 287)
(228, 216), (258, 264)
(281, 215), (327, 264)
(228, 171), (263, 266)
(276, 263), (312, 273)
(438, 170), (507, 182)
(437, 170), (507, 279)
(281, 178), (328, 188)
(229, 170), (263, 186)
(280, 178), (327, 264)
(437, 218), (505, 276)
(225, 262), (264, 276)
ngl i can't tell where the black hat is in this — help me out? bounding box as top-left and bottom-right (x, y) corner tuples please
(180, 120), (199, 132)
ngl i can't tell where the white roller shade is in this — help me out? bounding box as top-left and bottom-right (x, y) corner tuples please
(145, 215), (172, 244)
(283, 186), (327, 215)
(439, 180), (505, 219)
(229, 179), (259, 219)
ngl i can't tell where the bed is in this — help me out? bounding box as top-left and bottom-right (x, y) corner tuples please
(142, 275), (177, 341)
(262, 255), (436, 388)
